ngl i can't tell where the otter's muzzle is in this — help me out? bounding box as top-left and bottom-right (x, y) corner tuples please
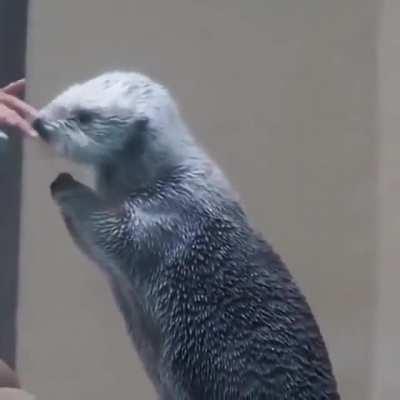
(32, 118), (51, 141)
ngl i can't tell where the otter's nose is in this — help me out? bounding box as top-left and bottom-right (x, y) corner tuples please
(32, 118), (49, 140)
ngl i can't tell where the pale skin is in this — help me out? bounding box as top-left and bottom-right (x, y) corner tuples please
(0, 358), (35, 398)
(0, 79), (38, 137)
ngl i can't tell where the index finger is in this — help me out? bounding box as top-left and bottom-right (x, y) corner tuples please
(0, 92), (38, 123)
(0, 104), (38, 137)
(2, 79), (25, 98)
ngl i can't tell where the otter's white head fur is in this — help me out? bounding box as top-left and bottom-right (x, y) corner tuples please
(34, 71), (233, 198)
(34, 71), (193, 166)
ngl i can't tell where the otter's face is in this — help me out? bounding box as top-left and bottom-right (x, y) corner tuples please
(33, 72), (169, 165)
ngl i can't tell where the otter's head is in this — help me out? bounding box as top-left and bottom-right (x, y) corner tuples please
(33, 71), (181, 165)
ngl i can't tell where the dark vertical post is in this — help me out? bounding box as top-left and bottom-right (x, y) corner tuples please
(0, 0), (29, 368)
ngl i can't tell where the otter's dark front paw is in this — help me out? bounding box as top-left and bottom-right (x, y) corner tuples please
(50, 174), (98, 216)
(50, 173), (76, 197)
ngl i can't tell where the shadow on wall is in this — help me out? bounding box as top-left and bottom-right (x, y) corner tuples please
(0, 0), (28, 369)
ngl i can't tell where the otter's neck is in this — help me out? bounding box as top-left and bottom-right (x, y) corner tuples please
(95, 126), (208, 201)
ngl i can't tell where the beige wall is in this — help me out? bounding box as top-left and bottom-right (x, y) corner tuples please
(18, 0), (383, 399)
(375, 1), (400, 398)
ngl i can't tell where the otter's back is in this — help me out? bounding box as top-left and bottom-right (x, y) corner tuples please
(149, 200), (340, 400)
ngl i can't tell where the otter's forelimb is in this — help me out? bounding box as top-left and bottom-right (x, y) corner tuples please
(50, 172), (118, 265)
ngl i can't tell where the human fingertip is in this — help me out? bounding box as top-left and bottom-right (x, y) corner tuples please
(28, 129), (39, 138)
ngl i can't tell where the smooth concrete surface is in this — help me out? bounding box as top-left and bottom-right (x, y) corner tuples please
(18, 1), (383, 399)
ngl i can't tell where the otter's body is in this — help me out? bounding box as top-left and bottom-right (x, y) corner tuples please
(34, 71), (340, 399)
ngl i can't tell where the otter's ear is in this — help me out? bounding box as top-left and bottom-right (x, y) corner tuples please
(132, 116), (149, 133)
(123, 116), (150, 156)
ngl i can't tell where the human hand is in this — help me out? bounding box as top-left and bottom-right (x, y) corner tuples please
(0, 360), (35, 399)
(0, 79), (38, 138)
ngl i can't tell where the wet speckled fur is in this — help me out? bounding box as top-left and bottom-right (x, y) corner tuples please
(35, 71), (340, 399)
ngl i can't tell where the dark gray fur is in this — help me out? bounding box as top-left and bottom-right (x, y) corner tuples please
(36, 71), (341, 400)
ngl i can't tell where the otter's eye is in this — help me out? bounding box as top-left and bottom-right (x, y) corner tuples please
(76, 110), (93, 124)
